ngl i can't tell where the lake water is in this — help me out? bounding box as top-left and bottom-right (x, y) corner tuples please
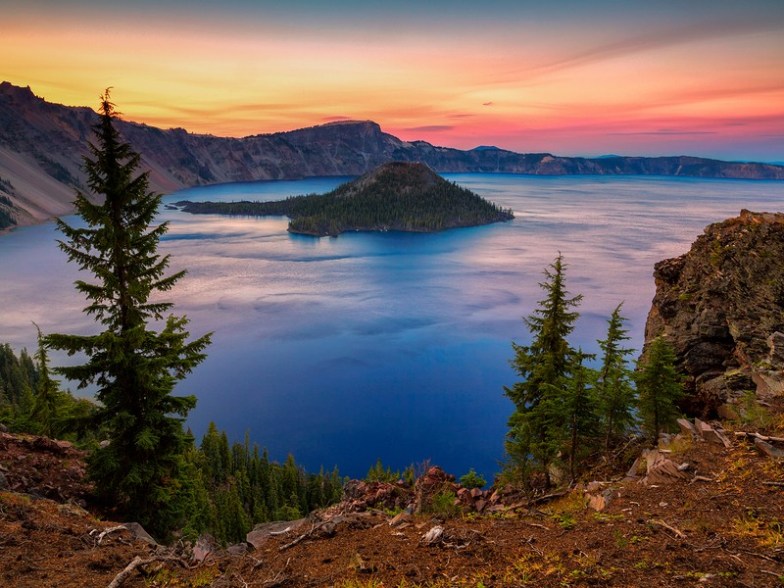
(2, 174), (783, 480)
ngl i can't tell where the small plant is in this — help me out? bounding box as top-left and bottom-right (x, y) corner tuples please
(459, 468), (487, 489)
(556, 512), (577, 530)
(737, 390), (772, 429)
(429, 490), (461, 519)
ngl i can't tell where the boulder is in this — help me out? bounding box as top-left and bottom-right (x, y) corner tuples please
(587, 489), (614, 512)
(640, 449), (690, 486)
(121, 522), (158, 546)
(246, 519), (306, 550)
(677, 418), (697, 436)
(754, 438), (784, 459)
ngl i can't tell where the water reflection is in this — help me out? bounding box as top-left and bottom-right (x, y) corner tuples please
(1, 175), (783, 479)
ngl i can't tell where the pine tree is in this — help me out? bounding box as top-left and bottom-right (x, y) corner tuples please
(635, 336), (684, 444)
(45, 91), (211, 538)
(30, 324), (61, 437)
(595, 304), (637, 454)
(504, 254), (582, 486)
(559, 349), (600, 482)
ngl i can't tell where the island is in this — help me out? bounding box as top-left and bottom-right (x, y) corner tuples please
(175, 162), (514, 237)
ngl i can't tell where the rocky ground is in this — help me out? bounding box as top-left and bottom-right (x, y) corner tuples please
(3, 410), (784, 588)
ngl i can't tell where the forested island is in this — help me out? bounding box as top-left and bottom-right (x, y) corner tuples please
(175, 162), (514, 236)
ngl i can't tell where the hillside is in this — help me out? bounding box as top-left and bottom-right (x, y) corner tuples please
(4, 419), (784, 587)
(2, 81), (783, 230)
(177, 162), (514, 236)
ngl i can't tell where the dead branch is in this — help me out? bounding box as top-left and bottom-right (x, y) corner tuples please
(648, 519), (686, 538)
(527, 490), (569, 506)
(735, 431), (784, 443)
(521, 521), (550, 530)
(763, 481), (784, 487)
(279, 523), (321, 551)
(268, 526), (293, 536)
(91, 525), (126, 545)
(107, 554), (181, 588)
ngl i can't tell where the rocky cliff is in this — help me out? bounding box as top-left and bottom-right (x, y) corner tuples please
(2, 82), (784, 230)
(643, 210), (784, 415)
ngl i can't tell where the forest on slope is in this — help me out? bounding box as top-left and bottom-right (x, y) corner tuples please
(176, 162), (514, 236)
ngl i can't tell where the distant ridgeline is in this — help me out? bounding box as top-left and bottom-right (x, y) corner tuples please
(176, 162), (514, 237)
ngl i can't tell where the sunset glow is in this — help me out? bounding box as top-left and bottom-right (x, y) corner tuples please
(3, 0), (783, 161)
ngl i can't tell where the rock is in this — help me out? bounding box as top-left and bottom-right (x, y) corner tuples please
(625, 457), (644, 480)
(587, 489), (614, 512)
(469, 487), (483, 499)
(389, 512), (412, 527)
(768, 332), (784, 366)
(754, 438), (784, 459)
(640, 449), (690, 485)
(192, 535), (218, 564)
(642, 211), (784, 415)
(414, 466), (456, 514)
(0, 423), (8, 433)
(694, 419), (732, 448)
(677, 418), (698, 436)
(247, 519), (306, 550)
(226, 543), (248, 556)
(475, 499), (487, 513)
(0, 471), (8, 491)
(121, 522), (159, 546)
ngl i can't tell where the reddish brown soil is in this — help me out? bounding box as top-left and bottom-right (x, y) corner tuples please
(2, 429), (784, 587)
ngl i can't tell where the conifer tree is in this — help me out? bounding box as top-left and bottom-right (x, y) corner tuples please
(635, 336), (684, 444)
(595, 304), (637, 454)
(31, 324), (61, 437)
(559, 349), (600, 482)
(504, 254), (582, 486)
(45, 91), (211, 537)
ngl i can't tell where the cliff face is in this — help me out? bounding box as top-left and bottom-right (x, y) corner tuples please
(643, 210), (784, 415)
(2, 81), (784, 229)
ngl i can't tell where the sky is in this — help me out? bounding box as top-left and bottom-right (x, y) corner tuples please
(2, 0), (784, 162)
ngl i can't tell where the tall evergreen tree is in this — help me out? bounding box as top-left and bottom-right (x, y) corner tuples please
(635, 336), (684, 444)
(45, 91), (211, 538)
(595, 304), (637, 454)
(559, 349), (600, 482)
(504, 254), (582, 486)
(30, 324), (61, 437)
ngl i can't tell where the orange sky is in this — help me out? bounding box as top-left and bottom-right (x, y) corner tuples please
(3, 1), (784, 161)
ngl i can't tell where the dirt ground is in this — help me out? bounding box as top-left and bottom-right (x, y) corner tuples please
(2, 426), (784, 588)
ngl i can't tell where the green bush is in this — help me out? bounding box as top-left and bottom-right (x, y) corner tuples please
(459, 468), (487, 489)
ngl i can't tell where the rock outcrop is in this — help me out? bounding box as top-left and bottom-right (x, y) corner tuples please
(643, 210), (784, 415)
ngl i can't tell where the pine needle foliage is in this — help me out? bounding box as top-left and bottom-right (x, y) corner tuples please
(635, 336), (684, 444)
(45, 91), (211, 538)
(504, 254), (582, 486)
(595, 303), (637, 453)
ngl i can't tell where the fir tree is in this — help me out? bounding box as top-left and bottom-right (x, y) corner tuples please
(595, 304), (637, 454)
(30, 324), (61, 437)
(504, 254), (582, 486)
(559, 349), (600, 482)
(45, 91), (211, 538)
(635, 336), (684, 444)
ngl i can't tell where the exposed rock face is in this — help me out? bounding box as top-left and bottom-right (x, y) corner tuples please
(2, 81), (783, 230)
(643, 210), (784, 415)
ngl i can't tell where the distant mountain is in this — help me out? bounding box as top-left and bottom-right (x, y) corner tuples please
(177, 161), (514, 237)
(1, 81), (783, 230)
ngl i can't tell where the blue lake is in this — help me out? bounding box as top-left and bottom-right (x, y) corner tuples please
(2, 174), (783, 480)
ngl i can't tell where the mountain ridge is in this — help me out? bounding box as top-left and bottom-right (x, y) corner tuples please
(2, 81), (783, 230)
